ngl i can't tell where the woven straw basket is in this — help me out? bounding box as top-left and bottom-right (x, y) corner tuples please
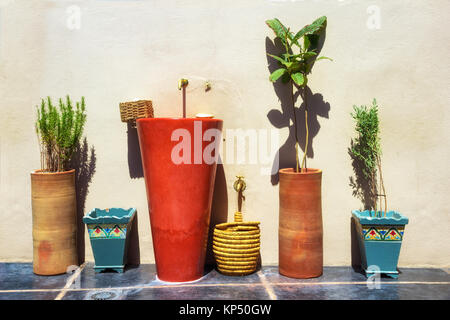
(213, 211), (260, 276)
(119, 100), (154, 126)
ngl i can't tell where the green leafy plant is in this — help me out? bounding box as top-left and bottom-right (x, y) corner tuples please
(349, 99), (387, 216)
(35, 95), (87, 172)
(266, 16), (332, 172)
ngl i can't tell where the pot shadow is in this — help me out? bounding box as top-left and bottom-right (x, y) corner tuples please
(127, 213), (141, 267)
(70, 138), (97, 265)
(265, 36), (330, 185)
(350, 216), (364, 275)
(204, 162), (228, 274)
(127, 122), (144, 179)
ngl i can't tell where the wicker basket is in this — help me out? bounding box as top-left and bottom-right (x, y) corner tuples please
(119, 100), (154, 126)
(213, 212), (260, 276)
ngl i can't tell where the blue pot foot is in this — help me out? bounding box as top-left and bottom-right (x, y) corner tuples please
(365, 270), (399, 279)
(94, 266), (125, 273)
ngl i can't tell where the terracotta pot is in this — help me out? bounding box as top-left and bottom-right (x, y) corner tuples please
(31, 169), (78, 275)
(137, 118), (223, 282)
(279, 168), (323, 278)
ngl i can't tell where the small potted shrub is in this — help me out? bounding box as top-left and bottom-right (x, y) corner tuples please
(83, 208), (137, 273)
(32, 95), (86, 275)
(349, 99), (409, 279)
(266, 16), (331, 278)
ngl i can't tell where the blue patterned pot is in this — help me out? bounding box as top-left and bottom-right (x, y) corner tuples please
(83, 208), (137, 273)
(352, 210), (409, 279)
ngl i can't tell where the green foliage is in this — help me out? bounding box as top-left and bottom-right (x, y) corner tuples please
(350, 99), (381, 180)
(266, 16), (331, 87)
(35, 95), (87, 172)
(266, 16), (331, 172)
(349, 99), (388, 215)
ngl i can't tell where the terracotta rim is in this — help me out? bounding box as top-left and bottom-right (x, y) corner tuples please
(137, 117), (222, 123)
(279, 168), (322, 175)
(31, 169), (75, 175)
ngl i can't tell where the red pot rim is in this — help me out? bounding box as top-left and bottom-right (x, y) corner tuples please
(279, 168), (322, 175)
(137, 117), (223, 123)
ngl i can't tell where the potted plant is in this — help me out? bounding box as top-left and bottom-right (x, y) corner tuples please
(266, 16), (331, 278)
(83, 208), (137, 273)
(32, 95), (86, 275)
(135, 80), (223, 282)
(349, 99), (409, 279)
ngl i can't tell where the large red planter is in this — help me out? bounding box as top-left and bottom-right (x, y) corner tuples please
(137, 118), (223, 282)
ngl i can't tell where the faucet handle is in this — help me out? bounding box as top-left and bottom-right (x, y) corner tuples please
(178, 78), (189, 90)
(233, 176), (246, 193)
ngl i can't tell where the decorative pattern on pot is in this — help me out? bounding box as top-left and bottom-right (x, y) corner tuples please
(352, 210), (409, 279)
(87, 224), (127, 239)
(362, 226), (404, 241)
(83, 208), (137, 273)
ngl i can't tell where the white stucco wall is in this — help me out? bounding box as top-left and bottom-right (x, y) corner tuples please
(0, 0), (449, 267)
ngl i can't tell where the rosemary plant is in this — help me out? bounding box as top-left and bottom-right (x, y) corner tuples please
(350, 99), (387, 216)
(35, 95), (87, 172)
(266, 16), (331, 172)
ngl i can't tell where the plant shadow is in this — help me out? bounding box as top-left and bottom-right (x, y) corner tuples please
(70, 138), (96, 265)
(349, 139), (377, 274)
(265, 36), (331, 185)
(348, 140), (378, 211)
(127, 122), (144, 179)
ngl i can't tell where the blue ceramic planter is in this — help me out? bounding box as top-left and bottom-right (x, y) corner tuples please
(352, 210), (409, 279)
(83, 208), (137, 273)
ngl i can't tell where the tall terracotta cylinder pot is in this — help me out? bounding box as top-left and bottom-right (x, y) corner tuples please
(137, 118), (223, 282)
(279, 168), (323, 278)
(31, 169), (78, 275)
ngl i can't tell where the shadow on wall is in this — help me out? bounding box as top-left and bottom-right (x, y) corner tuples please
(348, 140), (377, 211)
(349, 139), (374, 275)
(127, 122), (144, 179)
(205, 162), (228, 272)
(70, 138), (96, 265)
(350, 216), (363, 274)
(127, 212), (140, 266)
(265, 36), (331, 185)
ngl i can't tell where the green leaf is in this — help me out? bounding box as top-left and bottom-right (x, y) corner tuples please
(292, 16), (327, 46)
(269, 68), (287, 82)
(266, 18), (292, 45)
(317, 56), (333, 61)
(304, 36), (311, 51)
(291, 72), (305, 86)
(267, 53), (287, 65)
(303, 51), (317, 59)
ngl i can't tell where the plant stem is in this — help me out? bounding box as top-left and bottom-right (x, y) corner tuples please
(372, 170), (377, 216)
(291, 81), (300, 172)
(377, 156), (387, 217)
(301, 85), (309, 172)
